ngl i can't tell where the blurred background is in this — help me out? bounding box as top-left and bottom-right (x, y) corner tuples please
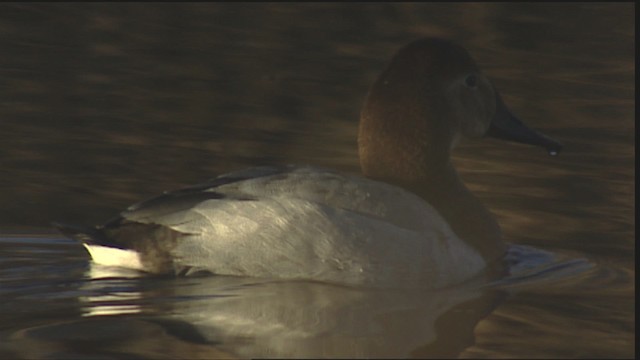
(1, 3), (632, 233)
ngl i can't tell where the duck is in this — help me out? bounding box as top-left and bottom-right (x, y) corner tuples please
(54, 38), (562, 289)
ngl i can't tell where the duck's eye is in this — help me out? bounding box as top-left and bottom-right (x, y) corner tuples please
(464, 74), (478, 88)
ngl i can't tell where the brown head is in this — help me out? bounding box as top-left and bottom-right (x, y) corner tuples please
(359, 38), (561, 183)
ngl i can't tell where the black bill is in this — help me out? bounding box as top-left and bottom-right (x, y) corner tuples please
(487, 93), (563, 155)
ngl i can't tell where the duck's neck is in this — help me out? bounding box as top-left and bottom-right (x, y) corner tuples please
(376, 162), (505, 262)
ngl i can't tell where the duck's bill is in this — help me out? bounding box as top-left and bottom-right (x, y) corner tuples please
(487, 93), (563, 156)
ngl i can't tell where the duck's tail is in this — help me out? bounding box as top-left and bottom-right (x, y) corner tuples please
(52, 221), (145, 271)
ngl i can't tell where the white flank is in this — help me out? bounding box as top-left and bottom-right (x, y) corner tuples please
(83, 244), (144, 271)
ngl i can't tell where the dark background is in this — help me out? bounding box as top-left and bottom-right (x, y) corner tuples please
(0, 3), (633, 251)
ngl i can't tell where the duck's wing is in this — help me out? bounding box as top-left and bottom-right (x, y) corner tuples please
(54, 166), (295, 273)
(120, 165), (292, 222)
(119, 164), (423, 228)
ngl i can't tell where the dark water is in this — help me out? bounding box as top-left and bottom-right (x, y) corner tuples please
(0, 3), (634, 359)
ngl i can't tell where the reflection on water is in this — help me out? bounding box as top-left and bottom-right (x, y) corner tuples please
(0, 2), (634, 359)
(2, 238), (622, 359)
(0, 237), (634, 359)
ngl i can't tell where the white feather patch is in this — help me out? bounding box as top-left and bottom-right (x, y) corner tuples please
(83, 244), (144, 271)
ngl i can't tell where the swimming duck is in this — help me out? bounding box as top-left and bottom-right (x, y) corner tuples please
(54, 38), (561, 289)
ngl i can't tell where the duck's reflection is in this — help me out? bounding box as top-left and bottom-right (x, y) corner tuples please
(80, 265), (502, 358)
(79, 265), (145, 317)
(9, 245), (593, 359)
